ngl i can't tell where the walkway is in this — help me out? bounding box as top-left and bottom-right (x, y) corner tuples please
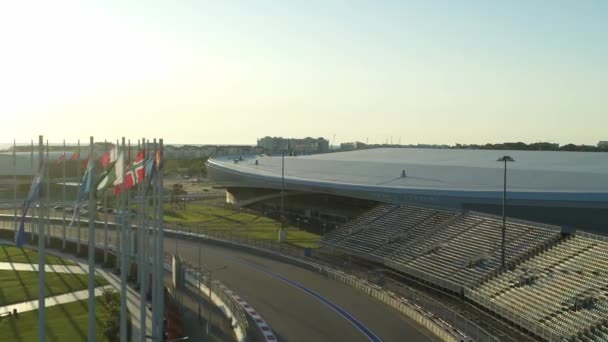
(0, 285), (114, 315)
(0, 262), (87, 274)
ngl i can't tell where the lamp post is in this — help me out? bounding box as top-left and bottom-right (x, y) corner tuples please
(497, 155), (515, 270)
(281, 150), (285, 232)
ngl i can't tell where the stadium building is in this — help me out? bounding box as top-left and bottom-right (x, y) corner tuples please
(207, 148), (608, 233)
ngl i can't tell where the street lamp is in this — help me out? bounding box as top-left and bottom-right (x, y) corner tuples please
(281, 150), (285, 232)
(497, 155), (515, 270)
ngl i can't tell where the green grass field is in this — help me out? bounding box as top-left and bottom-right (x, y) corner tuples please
(0, 245), (75, 265)
(0, 270), (108, 306)
(164, 203), (321, 248)
(0, 298), (109, 341)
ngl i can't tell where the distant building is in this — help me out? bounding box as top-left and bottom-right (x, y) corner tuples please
(164, 145), (263, 159)
(257, 136), (329, 155)
(598, 141), (608, 148)
(340, 142), (367, 151)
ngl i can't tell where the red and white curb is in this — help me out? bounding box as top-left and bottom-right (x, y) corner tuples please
(223, 288), (277, 341)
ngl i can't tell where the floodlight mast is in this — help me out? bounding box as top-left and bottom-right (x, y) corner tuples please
(497, 155), (515, 270)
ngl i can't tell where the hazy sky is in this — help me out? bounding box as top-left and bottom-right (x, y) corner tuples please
(1, 1), (606, 146)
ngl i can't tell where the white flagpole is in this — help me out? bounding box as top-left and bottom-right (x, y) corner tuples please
(13, 139), (17, 233)
(88, 136), (96, 341)
(157, 138), (165, 340)
(46, 140), (50, 245)
(30, 139), (34, 243)
(62, 139), (67, 249)
(151, 138), (158, 341)
(120, 137), (128, 342)
(115, 139), (120, 272)
(139, 138), (148, 342)
(38, 135), (46, 342)
(103, 140), (108, 265)
(77, 139), (81, 255)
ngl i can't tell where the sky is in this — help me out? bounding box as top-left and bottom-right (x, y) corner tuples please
(0, 1), (606, 146)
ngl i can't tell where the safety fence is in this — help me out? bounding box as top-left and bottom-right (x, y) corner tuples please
(163, 254), (253, 342)
(465, 289), (563, 342)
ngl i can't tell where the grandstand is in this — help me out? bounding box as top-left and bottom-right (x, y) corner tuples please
(321, 203), (608, 341)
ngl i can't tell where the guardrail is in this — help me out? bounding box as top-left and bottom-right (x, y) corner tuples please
(163, 256), (251, 342)
(464, 289), (562, 341)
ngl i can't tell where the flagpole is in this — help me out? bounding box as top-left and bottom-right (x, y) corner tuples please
(88, 136), (96, 342)
(77, 139), (81, 255)
(157, 138), (165, 341)
(62, 139), (67, 249)
(30, 139), (34, 243)
(103, 140), (109, 265)
(151, 138), (158, 341)
(136, 139), (141, 285)
(13, 139), (17, 233)
(139, 138), (147, 342)
(46, 140), (50, 245)
(120, 137), (128, 342)
(127, 139), (131, 281)
(38, 135), (46, 342)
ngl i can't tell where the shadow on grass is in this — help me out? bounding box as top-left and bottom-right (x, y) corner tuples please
(45, 264), (87, 341)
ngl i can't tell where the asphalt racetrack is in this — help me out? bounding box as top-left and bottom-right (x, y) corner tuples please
(163, 236), (437, 342)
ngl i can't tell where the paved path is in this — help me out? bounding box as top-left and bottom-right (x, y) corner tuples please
(0, 285), (114, 315)
(0, 262), (87, 274)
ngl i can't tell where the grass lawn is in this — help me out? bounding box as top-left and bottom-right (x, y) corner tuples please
(0, 270), (108, 307)
(0, 298), (110, 341)
(163, 203), (321, 248)
(0, 245), (75, 265)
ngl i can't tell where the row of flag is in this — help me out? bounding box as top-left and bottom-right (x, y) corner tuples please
(15, 144), (163, 248)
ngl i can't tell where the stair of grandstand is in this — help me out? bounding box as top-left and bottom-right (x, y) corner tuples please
(322, 204), (397, 245)
(469, 233), (608, 341)
(392, 214), (477, 264)
(371, 210), (460, 259)
(398, 216), (561, 288)
(332, 205), (442, 255)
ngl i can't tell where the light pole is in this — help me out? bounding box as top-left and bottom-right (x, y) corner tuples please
(281, 150), (285, 232)
(497, 155), (515, 270)
(197, 245), (201, 323)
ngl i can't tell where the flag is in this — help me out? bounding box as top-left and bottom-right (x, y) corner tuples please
(99, 146), (118, 169)
(69, 157), (95, 227)
(143, 156), (156, 198)
(15, 161), (45, 248)
(70, 148), (80, 161)
(55, 152), (66, 166)
(97, 152), (124, 195)
(81, 154), (90, 170)
(155, 148), (162, 171)
(124, 150), (145, 190)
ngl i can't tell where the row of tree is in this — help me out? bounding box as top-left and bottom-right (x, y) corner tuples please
(453, 142), (608, 152)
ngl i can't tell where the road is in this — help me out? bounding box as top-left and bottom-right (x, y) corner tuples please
(165, 237), (436, 342)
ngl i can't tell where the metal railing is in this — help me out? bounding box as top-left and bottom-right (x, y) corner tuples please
(177, 258), (250, 341)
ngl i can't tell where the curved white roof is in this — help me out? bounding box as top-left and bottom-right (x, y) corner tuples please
(208, 148), (608, 207)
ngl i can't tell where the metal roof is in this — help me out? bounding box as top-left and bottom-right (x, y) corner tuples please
(208, 148), (608, 208)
